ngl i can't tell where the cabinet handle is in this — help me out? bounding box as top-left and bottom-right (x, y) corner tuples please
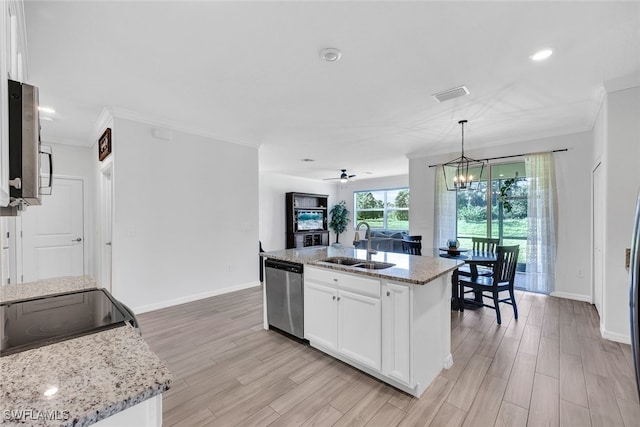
(337, 297), (341, 301)
(333, 278), (338, 282)
(387, 291), (391, 297)
(332, 296), (336, 300)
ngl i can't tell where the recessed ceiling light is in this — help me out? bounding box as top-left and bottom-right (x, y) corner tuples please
(320, 48), (342, 62)
(38, 106), (56, 114)
(530, 49), (553, 61)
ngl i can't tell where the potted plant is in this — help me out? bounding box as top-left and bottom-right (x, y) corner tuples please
(329, 200), (350, 246)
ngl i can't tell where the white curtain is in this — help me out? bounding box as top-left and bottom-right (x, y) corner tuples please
(433, 165), (457, 249)
(525, 153), (557, 294)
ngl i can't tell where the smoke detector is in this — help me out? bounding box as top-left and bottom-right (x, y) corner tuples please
(432, 85), (470, 103)
(320, 48), (342, 62)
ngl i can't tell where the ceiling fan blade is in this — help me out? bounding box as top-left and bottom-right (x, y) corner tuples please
(348, 174), (356, 178)
(322, 177), (339, 180)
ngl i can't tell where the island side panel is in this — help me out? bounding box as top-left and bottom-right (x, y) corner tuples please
(411, 273), (452, 397)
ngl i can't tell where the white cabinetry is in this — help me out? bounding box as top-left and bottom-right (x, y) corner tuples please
(304, 266), (381, 371)
(303, 265), (451, 397)
(304, 281), (338, 349)
(337, 289), (381, 370)
(1, 0), (29, 207)
(381, 282), (411, 385)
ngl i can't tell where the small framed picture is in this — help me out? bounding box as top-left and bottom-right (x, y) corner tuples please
(99, 128), (112, 161)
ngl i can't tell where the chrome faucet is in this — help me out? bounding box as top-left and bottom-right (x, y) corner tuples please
(353, 221), (378, 261)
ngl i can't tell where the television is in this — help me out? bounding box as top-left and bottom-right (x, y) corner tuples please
(296, 210), (324, 231)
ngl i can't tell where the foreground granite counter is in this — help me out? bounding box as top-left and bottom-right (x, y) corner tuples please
(260, 246), (462, 285)
(0, 277), (172, 426)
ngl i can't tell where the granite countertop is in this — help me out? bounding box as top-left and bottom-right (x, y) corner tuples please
(261, 246), (462, 285)
(0, 276), (172, 427)
(0, 275), (98, 303)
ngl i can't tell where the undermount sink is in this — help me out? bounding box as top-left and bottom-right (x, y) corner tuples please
(320, 257), (395, 270)
(321, 257), (363, 266)
(353, 261), (396, 270)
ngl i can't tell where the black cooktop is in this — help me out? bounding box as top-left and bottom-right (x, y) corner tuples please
(1, 288), (135, 357)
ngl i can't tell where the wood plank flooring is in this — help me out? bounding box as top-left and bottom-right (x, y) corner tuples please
(137, 286), (640, 426)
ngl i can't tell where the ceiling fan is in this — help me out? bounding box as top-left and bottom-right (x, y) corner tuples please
(323, 169), (356, 183)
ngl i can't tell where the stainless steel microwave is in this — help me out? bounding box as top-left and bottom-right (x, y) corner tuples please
(7, 79), (52, 206)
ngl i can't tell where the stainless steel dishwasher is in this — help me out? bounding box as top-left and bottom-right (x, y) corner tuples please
(265, 258), (304, 339)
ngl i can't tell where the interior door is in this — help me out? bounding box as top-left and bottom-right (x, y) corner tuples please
(21, 176), (84, 282)
(593, 163), (604, 314)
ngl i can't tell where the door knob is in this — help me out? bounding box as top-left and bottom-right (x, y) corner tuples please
(105, 242), (112, 246)
(72, 238), (82, 242)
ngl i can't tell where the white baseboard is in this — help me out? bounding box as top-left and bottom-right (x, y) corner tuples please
(132, 280), (261, 314)
(549, 291), (592, 303)
(443, 353), (453, 369)
(600, 323), (631, 345)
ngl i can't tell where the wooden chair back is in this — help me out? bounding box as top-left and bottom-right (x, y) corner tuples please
(402, 240), (422, 255)
(493, 245), (520, 285)
(402, 235), (422, 242)
(472, 237), (500, 252)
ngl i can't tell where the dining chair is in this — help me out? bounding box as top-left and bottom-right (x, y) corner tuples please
(402, 240), (422, 255)
(458, 237), (500, 278)
(402, 235), (422, 242)
(458, 245), (519, 325)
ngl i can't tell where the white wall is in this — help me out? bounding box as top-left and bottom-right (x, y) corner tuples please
(601, 86), (640, 342)
(109, 118), (259, 312)
(259, 172), (338, 251)
(336, 174), (410, 234)
(46, 142), (94, 179)
(409, 131), (594, 301)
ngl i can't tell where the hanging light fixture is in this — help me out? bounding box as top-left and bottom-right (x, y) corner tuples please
(442, 120), (485, 191)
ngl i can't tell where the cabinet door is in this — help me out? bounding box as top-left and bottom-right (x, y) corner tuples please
(304, 281), (337, 349)
(338, 289), (381, 371)
(382, 282), (411, 385)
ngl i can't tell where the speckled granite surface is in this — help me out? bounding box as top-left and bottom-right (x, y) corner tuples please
(0, 325), (171, 426)
(0, 277), (172, 426)
(0, 275), (98, 303)
(261, 246), (462, 285)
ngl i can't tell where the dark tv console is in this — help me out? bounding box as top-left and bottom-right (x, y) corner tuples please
(286, 192), (330, 249)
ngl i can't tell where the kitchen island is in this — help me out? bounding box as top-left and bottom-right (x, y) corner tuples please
(261, 246), (462, 397)
(0, 276), (172, 427)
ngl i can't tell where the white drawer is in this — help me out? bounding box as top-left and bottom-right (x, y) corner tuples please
(305, 266), (340, 287)
(305, 266), (380, 298)
(339, 274), (380, 298)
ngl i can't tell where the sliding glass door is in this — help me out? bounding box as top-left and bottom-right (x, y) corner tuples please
(456, 162), (527, 271)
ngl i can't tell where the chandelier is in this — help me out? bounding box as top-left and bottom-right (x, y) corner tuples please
(442, 120), (485, 191)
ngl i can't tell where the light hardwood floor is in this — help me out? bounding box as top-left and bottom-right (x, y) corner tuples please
(137, 286), (640, 426)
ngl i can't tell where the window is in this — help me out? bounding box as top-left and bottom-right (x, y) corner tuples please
(456, 162), (528, 269)
(354, 188), (409, 230)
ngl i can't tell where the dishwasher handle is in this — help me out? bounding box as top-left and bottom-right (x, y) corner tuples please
(265, 258), (304, 275)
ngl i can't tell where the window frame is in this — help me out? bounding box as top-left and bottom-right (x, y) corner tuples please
(353, 187), (410, 231)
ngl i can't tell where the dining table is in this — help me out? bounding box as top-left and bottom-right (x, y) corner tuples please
(439, 250), (498, 310)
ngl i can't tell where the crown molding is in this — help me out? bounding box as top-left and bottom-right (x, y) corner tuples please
(108, 107), (260, 149)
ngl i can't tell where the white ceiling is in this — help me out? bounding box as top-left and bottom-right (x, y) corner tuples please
(24, 1), (640, 181)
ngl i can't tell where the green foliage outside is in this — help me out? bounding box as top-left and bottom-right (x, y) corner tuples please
(394, 189), (409, 220)
(354, 189), (410, 230)
(456, 166), (529, 265)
